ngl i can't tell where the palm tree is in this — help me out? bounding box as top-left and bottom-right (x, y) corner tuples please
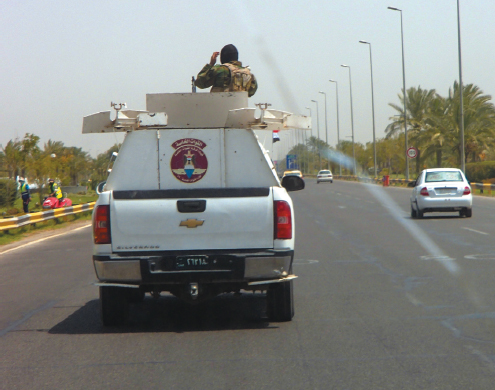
(386, 87), (437, 174)
(64, 147), (91, 185)
(19, 133), (40, 178)
(415, 95), (450, 167)
(444, 82), (495, 165)
(41, 140), (66, 181)
(1, 139), (22, 179)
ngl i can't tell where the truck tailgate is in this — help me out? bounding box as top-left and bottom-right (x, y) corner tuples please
(110, 189), (274, 252)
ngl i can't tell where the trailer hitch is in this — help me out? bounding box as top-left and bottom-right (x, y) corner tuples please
(189, 283), (199, 299)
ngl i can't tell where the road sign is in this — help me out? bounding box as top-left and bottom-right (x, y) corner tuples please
(286, 154), (298, 169)
(407, 147), (418, 159)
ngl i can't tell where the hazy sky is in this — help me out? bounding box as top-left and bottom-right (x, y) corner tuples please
(1, 0), (494, 158)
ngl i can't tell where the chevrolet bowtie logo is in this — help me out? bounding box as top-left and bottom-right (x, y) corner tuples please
(179, 219), (205, 228)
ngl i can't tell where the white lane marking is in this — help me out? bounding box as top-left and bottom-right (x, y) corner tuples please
(0, 224), (91, 256)
(338, 206), (346, 209)
(465, 254), (495, 260)
(461, 227), (489, 236)
(293, 259), (319, 265)
(420, 255), (456, 261)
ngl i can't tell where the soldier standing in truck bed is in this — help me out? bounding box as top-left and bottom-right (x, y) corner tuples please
(195, 44), (258, 97)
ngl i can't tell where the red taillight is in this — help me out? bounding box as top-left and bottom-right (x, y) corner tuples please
(94, 205), (111, 244)
(274, 200), (292, 239)
(463, 186), (471, 195)
(420, 187), (429, 196)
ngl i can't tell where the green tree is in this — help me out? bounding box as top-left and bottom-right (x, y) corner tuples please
(1, 139), (22, 179)
(89, 144), (121, 189)
(386, 87), (437, 174)
(19, 133), (40, 178)
(444, 82), (495, 165)
(63, 146), (91, 185)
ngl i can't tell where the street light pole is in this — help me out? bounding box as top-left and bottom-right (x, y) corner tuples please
(305, 106), (312, 175)
(341, 64), (356, 175)
(319, 91), (329, 169)
(457, 0), (465, 173)
(329, 79), (341, 176)
(388, 6), (409, 180)
(311, 99), (321, 170)
(359, 40), (377, 179)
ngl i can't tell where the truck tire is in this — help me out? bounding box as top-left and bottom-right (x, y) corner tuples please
(267, 280), (294, 322)
(100, 286), (130, 326)
(128, 288), (145, 303)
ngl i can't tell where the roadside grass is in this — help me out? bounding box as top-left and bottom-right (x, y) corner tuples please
(0, 211), (92, 246)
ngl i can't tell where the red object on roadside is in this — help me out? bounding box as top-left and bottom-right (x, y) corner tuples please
(382, 175), (390, 187)
(42, 196), (73, 209)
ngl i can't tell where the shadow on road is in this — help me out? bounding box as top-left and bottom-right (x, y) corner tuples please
(49, 293), (277, 334)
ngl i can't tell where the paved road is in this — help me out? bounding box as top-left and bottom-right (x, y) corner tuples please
(1, 180), (495, 389)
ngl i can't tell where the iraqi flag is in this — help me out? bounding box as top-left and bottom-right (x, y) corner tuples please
(272, 130), (280, 143)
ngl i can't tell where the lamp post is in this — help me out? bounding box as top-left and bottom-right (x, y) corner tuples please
(340, 64), (356, 175)
(311, 99), (321, 170)
(457, 0), (465, 173)
(305, 106), (312, 175)
(388, 6), (409, 180)
(329, 79), (341, 176)
(318, 91), (329, 169)
(359, 40), (377, 179)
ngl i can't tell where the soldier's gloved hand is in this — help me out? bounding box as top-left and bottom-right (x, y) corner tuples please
(210, 52), (220, 66)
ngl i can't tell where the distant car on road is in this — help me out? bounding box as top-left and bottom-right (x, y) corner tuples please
(409, 168), (472, 218)
(283, 170), (303, 179)
(317, 170), (333, 184)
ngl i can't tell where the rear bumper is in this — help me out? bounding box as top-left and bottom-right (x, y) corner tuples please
(415, 196), (472, 212)
(93, 249), (293, 285)
(317, 176), (333, 182)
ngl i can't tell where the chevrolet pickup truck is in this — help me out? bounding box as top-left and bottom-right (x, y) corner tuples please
(83, 92), (309, 326)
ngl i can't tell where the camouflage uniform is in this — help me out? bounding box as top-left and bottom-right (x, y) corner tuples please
(195, 61), (258, 97)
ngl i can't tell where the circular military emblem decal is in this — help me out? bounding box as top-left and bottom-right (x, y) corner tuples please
(170, 138), (208, 183)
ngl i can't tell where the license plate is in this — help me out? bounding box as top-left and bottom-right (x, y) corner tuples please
(436, 188), (456, 195)
(175, 256), (209, 269)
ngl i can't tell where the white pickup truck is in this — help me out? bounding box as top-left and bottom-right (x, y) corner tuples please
(83, 92), (309, 326)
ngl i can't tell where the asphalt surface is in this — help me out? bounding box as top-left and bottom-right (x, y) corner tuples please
(1, 180), (495, 389)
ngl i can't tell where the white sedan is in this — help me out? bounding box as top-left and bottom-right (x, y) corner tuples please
(317, 170), (333, 183)
(410, 168), (472, 218)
